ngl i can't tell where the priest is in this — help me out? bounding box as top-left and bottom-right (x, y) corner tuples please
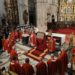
(3, 39), (9, 52)
(36, 61), (48, 75)
(61, 48), (68, 71)
(9, 49), (18, 61)
(47, 54), (57, 75)
(9, 56), (21, 75)
(29, 30), (36, 47)
(57, 48), (68, 75)
(21, 58), (34, 75)
(57, 51), (65, 75)
(47, 35), (56, 52)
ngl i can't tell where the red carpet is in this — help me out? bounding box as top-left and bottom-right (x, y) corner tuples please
(25, 48), (48, 61)
(53, 27), (75, 34)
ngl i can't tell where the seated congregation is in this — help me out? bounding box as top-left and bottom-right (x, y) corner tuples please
(0, 27), (75, 75)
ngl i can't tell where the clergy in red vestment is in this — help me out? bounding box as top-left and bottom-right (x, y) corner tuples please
(19, 30), (22, 41)
(9, 56), (21, 75)
(47, 54), (57, 75)
(56, 51), (62, 75)
(10, 31), (15, 39)
(57, 48), (68, 75)
(29, 30), (36, 47)
(10, 49), (18, 61)
(3, 39), (9, 52)
(47, 36), (56, 52)
(36, 61), (48, 75)
(7, 41), (13, 53)
(57, 51), (65, 75)
(14, 30), (18, 39)
(61, 48), (68, 71)
(21, 58), (34, 75)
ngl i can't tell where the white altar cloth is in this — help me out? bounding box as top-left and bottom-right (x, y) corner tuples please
(45, 32), (66, 45)
(52, 33), (66, 44)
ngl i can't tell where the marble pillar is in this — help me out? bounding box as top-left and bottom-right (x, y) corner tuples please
(36, 0), (47, 32)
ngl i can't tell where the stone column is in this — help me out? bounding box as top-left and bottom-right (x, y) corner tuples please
(47, 0), (58, 22)
(17, 0), (29, 25)
(36, 0), (47, 32)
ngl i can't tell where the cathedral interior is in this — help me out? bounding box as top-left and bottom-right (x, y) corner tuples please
(0, 0), (75, 75)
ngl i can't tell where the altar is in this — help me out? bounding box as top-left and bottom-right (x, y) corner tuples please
(45, 32), (66, 45)
(52, 33), (66, 45)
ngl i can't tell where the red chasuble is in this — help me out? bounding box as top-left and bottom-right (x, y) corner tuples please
(29, 33), (36, 46)
(47, 58), (57, 75)
(56, 55), (63, 75)
(22, 63), (34, 75)
(14, 31), (18, 39)
(57, 50), (68, 75)
(61, 50), (68, 71)
(3, 39), (9, 52)
(47, 37), (56, 52)
(36, 62), (48, 75)
(10, 50), (18, 61)
(19, 31), (22, 40)
(9, 61), (21, 75)
(7, 42), (14, 54)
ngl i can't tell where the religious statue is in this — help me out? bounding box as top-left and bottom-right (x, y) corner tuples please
(23, 10), (28, 24)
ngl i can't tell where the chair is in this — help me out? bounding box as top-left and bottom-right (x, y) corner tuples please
(26, 32), (48, 61)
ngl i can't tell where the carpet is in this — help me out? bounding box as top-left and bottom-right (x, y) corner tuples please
(53, 27), (75, 35)
(25, 48), (48, 61)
